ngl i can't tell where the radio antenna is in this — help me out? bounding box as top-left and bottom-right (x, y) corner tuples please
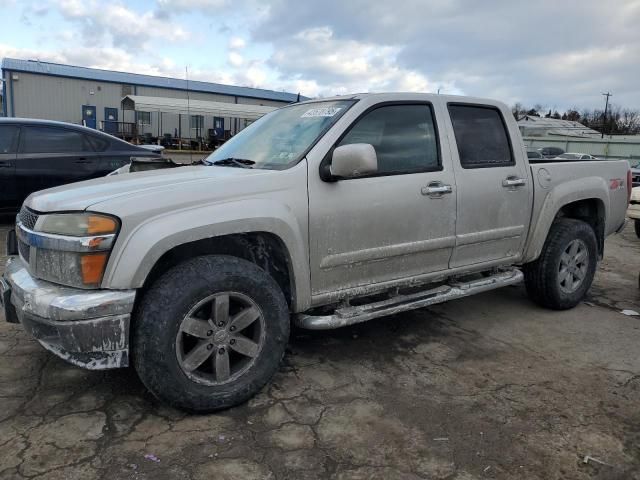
(186, 65), (192, 163)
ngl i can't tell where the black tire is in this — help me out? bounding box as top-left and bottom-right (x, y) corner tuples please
(634, 220), (640, 238)
(523, 218), (597, 310)
(133, 255), (289, 412)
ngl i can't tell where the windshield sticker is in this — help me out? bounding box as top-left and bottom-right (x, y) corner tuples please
(301, 107), (342, 118)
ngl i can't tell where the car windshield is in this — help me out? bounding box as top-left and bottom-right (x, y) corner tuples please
(204, 100), (355, 169)
(556, 153), (579, 159)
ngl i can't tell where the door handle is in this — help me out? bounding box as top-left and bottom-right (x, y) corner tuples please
(502, 176), (526, 188)
(422, 182), (453, 197)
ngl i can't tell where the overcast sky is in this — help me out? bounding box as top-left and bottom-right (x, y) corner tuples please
(1, 0), (639, 110)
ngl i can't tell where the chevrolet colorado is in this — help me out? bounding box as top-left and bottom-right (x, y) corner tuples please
(1, 93), (630, 411)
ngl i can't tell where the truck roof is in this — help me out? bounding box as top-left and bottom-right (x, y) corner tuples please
(297, 92), (508, 109)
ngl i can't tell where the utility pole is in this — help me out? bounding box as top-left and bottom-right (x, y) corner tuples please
(601, 92), (612, 138)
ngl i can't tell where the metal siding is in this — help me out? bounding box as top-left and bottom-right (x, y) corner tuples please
(3, 68), (290, 134)
(10, 72), (122, 126)
(136, 86), (234, 103)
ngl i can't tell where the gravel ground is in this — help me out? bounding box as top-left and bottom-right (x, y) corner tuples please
(1, 217), (639, 480)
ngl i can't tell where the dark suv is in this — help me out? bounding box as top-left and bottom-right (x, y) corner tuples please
(0, 118), (161, 213)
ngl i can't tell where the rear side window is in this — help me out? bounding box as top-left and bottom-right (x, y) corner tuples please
(88, 135), (110, 152)
(338, 104), (440, 175)
(0, 126), (19, 154)
(448, 105), (513, 168)
(21, 127), (93, 154)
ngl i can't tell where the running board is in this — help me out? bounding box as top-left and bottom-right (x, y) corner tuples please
(295, 268), (524, 330)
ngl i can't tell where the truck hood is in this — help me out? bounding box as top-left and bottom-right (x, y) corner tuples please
(25, 165), (278, 212)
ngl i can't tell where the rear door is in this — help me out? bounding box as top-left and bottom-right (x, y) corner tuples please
(446, 103), (533, 268)
(0, 125), (19, 210)
(16, 126), (102, 200)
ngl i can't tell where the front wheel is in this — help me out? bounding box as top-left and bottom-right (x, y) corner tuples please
(524, 218), (597, 310)
(133, 255), (290, 412)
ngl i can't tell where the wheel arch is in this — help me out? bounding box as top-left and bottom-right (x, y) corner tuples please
(141, 232), (297, 309)
(523, 177), (609, 263)
(101, 202), (311, 312)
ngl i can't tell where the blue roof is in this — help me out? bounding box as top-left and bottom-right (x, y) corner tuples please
(1, 58), (302, 103)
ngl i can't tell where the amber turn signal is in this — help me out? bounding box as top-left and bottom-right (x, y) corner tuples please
(81, 252), (109, 285)
(87, 215), (118, 235)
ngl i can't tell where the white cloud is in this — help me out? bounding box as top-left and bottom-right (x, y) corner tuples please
(268, 27), (436, 97)
(0, 44), (63, 64)
(56, 0), (85, 17)
(54, 0), (190, 48)
(0, 44), (176, 78)
(7, 0), (640, 107)
(228, 51), (244, 67)
(157, 0), (229, 8)
(250, 0), (640, 108)
(229, 37), (246, 49)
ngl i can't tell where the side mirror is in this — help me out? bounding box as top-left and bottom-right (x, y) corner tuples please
(329, 143), (378, 179)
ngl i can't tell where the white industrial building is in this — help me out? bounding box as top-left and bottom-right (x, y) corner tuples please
(1, 58), (302, 143)
(517, 115), (601, 138)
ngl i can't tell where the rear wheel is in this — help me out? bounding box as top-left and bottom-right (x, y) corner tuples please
(133, 255), (289, 412)
(524, 218), (597, 310)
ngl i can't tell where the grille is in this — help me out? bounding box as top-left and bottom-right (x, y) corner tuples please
(18, 207), (39, 230)
(18, 239), (30, 263)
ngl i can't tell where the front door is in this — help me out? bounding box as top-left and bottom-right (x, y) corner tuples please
(213, 117), (224, 138)
(82, 105), (97, 129)
(445, 103), (533, 268)
(104, 108), (118, 134)
(0, 125), (19, 211)
(308, 103), (457, 298)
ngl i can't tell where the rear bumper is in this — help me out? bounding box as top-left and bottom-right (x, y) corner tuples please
(1, 257), (136, 369)
(627, 204), (640, 220)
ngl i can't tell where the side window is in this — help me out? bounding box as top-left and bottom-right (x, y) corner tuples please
(87, 135), (110, 152)
(136, 111), (151, 126)
(338, 104), (440, 175)
(448, 105), (513, 168)
(21, 127), (89, 154)
(0, 126), (19, 154)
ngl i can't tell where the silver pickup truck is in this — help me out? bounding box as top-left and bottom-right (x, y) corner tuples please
(1, 93), (630, 412)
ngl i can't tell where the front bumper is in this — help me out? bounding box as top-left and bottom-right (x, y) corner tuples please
(1, 257), (136, 369)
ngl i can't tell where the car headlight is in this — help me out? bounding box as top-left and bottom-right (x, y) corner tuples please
(36, 213), (118, 237)
(24, 213), (120, 288)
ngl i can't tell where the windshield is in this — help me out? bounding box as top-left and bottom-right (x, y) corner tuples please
(205, 100), (355, 169)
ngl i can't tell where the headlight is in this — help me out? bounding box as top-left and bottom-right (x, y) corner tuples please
(21, 212), (120, 288)
(36, 213), (118, 236)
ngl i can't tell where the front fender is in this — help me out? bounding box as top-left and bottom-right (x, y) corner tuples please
(522, 175), (609, 263)
(102, 198), (311, 311)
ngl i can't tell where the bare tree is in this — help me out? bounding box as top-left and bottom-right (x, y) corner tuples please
(511, 102), (640, 135)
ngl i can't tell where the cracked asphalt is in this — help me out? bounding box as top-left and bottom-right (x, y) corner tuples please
(1, 217), (639, 479)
